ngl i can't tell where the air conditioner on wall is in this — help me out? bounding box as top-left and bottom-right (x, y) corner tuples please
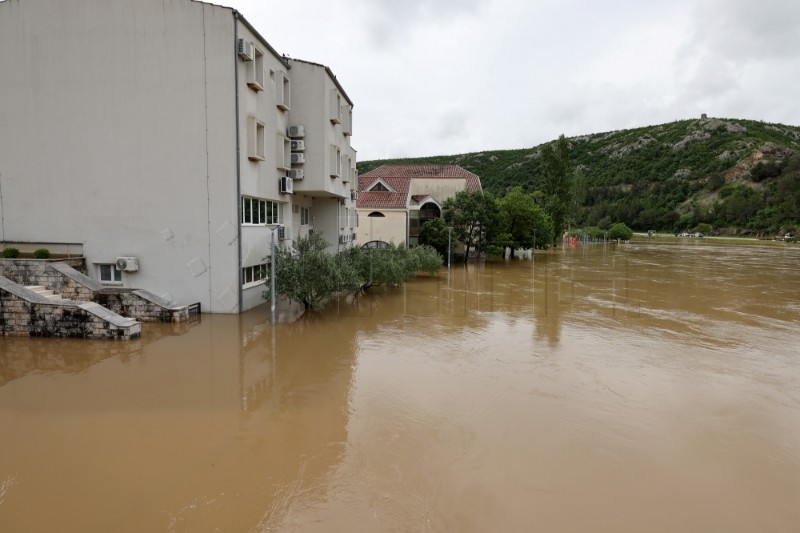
(277, 226), (287, 240)
(115, 257), (139, 272)
(288, 125), (305, 138)
(237, 39), (254, 61)
(351, 190), (358, 201)
(280, 176), (294, 194)
(291, 153), (305, 165)
(290, 139), (305, 151)
(289, 169), (304, 180)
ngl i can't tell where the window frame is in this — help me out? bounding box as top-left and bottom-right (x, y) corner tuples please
(242, 262), (268, 289)
(247, 47), (265, 91)
(98, 263), (123, 284)
(241, 197), (281, 226)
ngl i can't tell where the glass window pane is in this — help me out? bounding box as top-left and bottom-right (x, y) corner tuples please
(243, 198), (252, 224)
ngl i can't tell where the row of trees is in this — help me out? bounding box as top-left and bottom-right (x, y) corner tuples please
(420, 135), (588, 261)
(263, 232), (442, 309)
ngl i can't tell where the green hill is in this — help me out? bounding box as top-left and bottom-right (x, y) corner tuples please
(358, 118), (800, 234)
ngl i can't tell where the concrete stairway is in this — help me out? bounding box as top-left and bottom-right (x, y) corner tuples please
(24, 285), (64, 301)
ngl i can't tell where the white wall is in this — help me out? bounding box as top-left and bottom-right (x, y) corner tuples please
(0, 0), (241, 312)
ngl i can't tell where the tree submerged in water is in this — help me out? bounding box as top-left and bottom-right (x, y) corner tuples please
(264, 233), (442, 309)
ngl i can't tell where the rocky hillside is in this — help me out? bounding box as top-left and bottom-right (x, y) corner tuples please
(358, 117), (800, 233)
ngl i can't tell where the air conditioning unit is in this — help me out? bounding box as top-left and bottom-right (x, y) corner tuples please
(291, 153), (305, 165)
(115, 256), (139, 272)
(339, 198), (347, 206)
(290, 139), (305, 151)
(277, 226), (287, 241)
(287, 125), (305, 138)
(352, 232), (357, 242)
(339, 234), (346, 244)
(280, 176), (294, 194)
(289, 169), (304, 180)
(237, 39), (254, 61)
(351, 190), (358, 201)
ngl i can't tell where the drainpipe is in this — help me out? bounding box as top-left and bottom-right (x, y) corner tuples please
(233, 12), (243, 313)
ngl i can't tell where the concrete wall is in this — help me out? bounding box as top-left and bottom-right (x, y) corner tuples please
(0, 0), (239, 313)
(286, 60), (357, 253)
(0, 1), (358, 313)
(409, 178), (468, 204)
(357, 210), (408, 246)
(236, 20), (293, 305)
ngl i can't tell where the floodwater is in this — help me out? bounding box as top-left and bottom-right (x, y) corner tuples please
(1, 241), (799, 532)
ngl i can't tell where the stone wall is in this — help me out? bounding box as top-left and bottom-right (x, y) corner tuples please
(95, 290), (189, 322)
(0, 259), (190, 322)
(0, 283), (140, 340)
(0, 258), (86, 286)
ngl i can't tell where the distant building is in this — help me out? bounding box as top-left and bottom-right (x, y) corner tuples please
(0, 0), (358, 313)
(355, 165), (482, 247)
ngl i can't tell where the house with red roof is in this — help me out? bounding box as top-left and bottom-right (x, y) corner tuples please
(356, 165), (482, 247)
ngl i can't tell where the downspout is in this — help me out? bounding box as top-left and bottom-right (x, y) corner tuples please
(406, 211), (410, 248)
(233, 12), (243, 313)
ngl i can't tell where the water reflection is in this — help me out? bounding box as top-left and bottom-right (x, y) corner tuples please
(1, 242), (799, 532)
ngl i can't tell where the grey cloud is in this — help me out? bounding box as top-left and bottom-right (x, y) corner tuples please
(355, 0), (482, 48)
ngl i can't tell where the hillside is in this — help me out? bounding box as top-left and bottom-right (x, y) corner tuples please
(357, 118), (800, 233)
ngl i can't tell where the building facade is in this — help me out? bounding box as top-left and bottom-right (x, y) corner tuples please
(0, 0), (357, 313)
(356, 165), (482, 247)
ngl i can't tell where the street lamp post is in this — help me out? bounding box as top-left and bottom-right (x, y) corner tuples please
(267, 224), (282, 326)
(447, 227), (452, 273)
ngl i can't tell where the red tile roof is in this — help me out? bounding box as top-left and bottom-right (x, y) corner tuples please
(356, 165), (482, 209)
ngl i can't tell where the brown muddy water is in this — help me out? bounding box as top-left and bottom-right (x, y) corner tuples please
(1, 242), (799, 532)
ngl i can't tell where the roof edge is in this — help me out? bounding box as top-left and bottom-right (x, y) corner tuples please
(287, 58), (354, 107)
(233, 11), (291, 70)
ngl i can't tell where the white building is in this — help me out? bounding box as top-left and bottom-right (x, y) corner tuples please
(356, 165), (482, 247)
(0, 0), (358, 313)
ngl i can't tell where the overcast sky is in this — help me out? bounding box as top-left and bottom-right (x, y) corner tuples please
(231, 0), (800, 161)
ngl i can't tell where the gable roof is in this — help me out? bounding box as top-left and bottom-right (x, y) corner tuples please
(356, 165), (482, 209)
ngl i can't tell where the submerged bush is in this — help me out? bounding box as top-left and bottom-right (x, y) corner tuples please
(607, 222), (633, 241)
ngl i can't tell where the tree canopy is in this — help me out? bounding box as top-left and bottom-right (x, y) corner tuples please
(442, 189), (499, 262)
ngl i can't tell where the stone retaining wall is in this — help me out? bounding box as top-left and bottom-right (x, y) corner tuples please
(95, 291), (189, 322)
(0, 258), (94, 300)
(0, 284), (140, 340)
(0, 258), (190, 322)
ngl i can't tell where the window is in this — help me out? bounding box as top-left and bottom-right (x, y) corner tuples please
(342, 155), (351, 183)
(242, 262), (268, 288)
(98, 264), (122, 283)
(369, 182), (390, 192)
(277, 137), (291, 170)
(343, 105), (352, 136)
(300, 206), (310, 225)
(241, 197), (281, 225)
(330, 145), (341, 177)
(276, 72), (290, 111)
(247, 47), (265, 91)
(330, 89), (342, 124)
(367, 211), (386, 217)
(248, 117), (266, 161)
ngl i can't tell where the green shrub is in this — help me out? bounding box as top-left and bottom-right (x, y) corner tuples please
(33, 248), (51, 259)
(607, 222), (633, 241)
(2, 247), (20, 258)
(694, 223), (712, 234)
